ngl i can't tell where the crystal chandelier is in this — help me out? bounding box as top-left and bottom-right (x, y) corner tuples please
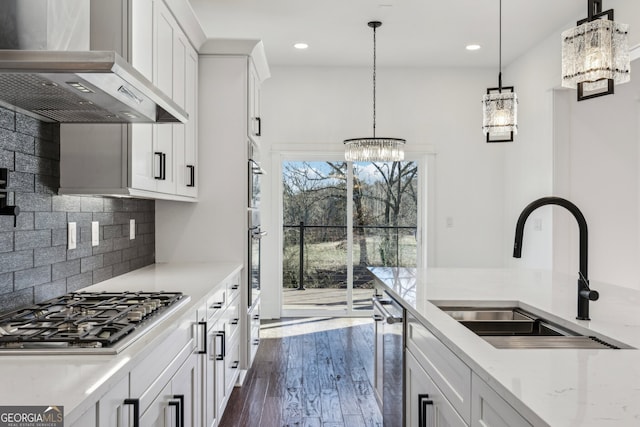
(561, 0), (630, 101)
(344, 21), (405, 162)
(482, 0), (517, 143)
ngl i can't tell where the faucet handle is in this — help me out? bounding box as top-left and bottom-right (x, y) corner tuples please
(580, 289), (599, 301)
(578, 271), (599, 301)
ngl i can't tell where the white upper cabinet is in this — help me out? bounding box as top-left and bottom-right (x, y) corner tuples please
(59, 0), (198, 202)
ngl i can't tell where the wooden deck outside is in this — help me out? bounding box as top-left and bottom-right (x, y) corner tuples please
(283, 287), (375, 310)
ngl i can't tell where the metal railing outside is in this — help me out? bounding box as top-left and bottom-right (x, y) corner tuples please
(283, 221), (417, 291)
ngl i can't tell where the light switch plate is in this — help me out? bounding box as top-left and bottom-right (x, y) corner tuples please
(130, 219), (136, 240)
(68, 222), (76, 250)
(91, 221), (99, 246)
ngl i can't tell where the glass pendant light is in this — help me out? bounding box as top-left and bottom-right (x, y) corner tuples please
(561, 0), (630, 101)
(344, 21), (405, 162)
(482, 0), (518, 143)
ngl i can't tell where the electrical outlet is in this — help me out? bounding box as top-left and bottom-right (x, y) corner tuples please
(91, 221), (99, 246)
(68, 222), (76, 250)
(130, 219), (136, 240)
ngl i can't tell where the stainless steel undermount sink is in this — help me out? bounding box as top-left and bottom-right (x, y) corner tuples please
(435, 303), (633, 350)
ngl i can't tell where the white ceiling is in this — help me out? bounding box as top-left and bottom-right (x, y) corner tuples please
(188, 0), (586, 68)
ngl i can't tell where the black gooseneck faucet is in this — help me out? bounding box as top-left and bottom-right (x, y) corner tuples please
(513, 197), (599, 320)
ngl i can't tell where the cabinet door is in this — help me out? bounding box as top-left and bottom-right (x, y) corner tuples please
(248, 61), (262, 143)
(153, 0), (174, 98)
(213, 318), (228, 419)
(130, 0), (153, 81)
(172, 354), (199, 427)
(406, 350), (467, 427)
(471, 373), (532, 427)
(98, 374), (132, 427)
(177, 44), (198, 197)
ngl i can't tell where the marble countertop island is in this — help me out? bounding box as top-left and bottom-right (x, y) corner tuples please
(370, 267), (640, 427)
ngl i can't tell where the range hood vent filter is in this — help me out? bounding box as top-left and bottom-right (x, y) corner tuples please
(0, 50), (188, 124)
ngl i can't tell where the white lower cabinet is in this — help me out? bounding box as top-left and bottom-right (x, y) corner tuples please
(138, 352), (198, 426)
(405, 313), (534, 427)
(471, 373), (532, 427)
(406, 350), (467, 427)
(201, 273), (242, 427)
(247, 300), (260, 367)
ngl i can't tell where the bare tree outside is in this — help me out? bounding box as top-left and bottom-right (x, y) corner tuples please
(282, 160), (418, 309)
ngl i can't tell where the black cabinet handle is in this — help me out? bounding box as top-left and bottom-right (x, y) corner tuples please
(123, 398), (140, 427)
(255, 117), (261, 136)
(197, 321), (207, 354)
(154, 152), (163, 180)
(161, 153), (167, 180)
(210, 302), (223, 310)
(172, 394), (184, 427)
(418, 394), (434, 427)
(215, 330), (226, 361)
(252, 338), (260, 346)
(252, 314), (260, 321)
(231, 284), (239, 290)
(187, 165), (195, 187)
(169, 401), (180, 426)
(231, 318), (239, 325)
(231, 360), (239, 369)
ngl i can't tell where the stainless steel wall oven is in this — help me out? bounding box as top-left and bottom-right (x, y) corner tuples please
(248, 143), (265, 307)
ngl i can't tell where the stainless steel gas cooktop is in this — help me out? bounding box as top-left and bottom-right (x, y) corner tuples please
(0, 291), (190, 355)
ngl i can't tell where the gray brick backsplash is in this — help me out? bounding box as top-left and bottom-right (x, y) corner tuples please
(3, 212), (34, 232)
(52, 228), (67, 246)
(0, 108), (154, 312)
(113, 236), (131, 251)
(103, 224), (122, 240)
(0, 232), (13, 253)
(0, 272), (12, 294)
(103, 251), (122, 267)
(52, 195), (81, 212)
(92, 239), (114, 255)
(122, 246), (138, 260)
(103, 198), (123, 212)
(0, 250), (33, 273)
(81, 254), (104, 273)
(8, 171), (35, 192)
(0, 148), (14, 169)
(112, 260), (131, 277)
(66, 242), (93, 260)
(92, 266), (113, 284)
(52, 260), (81, 281)
(16, 114), (57, 140)
(15, 265), (51, 290)
(35, 211), (67, 230)
(15, 229), (51, 250)
(0, 289), (32, 315)
(15, 152), (41, 175)
(35, 174), (58, 194)
(143, 233), (155, 245)
(66, 272), (92, 292)
(67, 212), (92, 225)
(93, 212), (114, 225)
(15, 192), (51, 211)
(34, 280), (67, 303)
(34, 246), (67, 267)
(80, 197), (103, 212)
(0, 107), (14, 131)
(35, 138), (60, 161)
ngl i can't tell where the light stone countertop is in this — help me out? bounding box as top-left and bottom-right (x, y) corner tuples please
(369, 266), (640, 427)
(0, 261), (242, 422)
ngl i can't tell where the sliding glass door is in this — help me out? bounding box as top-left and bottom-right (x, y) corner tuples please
(282, 159), (419, 315)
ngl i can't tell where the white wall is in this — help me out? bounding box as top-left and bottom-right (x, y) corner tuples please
(505, 0), (640, 290)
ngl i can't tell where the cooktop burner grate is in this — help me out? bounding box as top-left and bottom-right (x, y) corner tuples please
(0, 291), (186, 351)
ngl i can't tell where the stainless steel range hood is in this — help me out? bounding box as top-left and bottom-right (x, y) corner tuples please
(0, 50), (188, 123)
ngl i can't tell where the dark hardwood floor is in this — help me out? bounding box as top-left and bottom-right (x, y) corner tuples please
(219, 317), (383, 427)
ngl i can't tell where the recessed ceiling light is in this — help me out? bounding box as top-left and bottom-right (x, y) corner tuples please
(466, 44), (481, 51)
(294, 43), (309, 50)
